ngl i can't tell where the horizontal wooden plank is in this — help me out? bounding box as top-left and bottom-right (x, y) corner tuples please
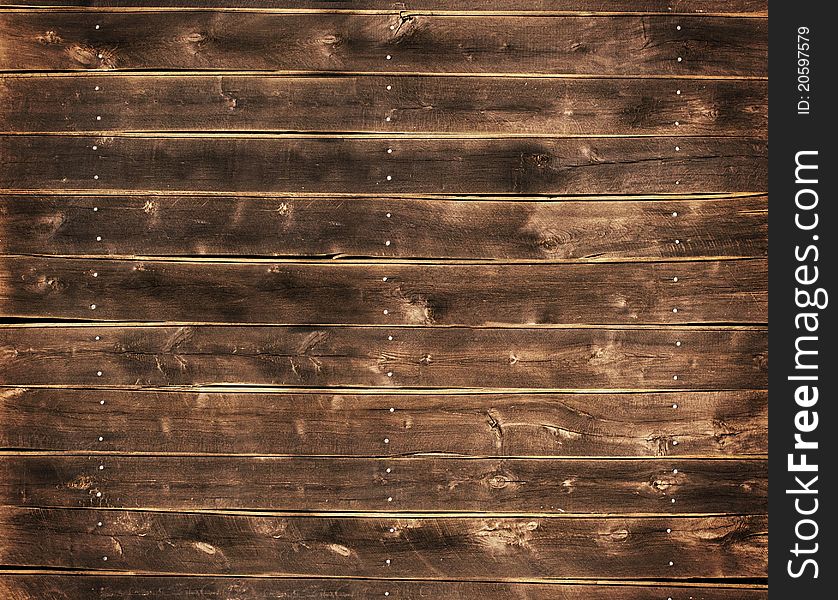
(0, 258), (768, 325)
(0, 576), (770, 600)
(0, 1), (770, 15)
(0, 195), (769, 261)
(0, 507), (768, 578)
(0, 575), (770, 600)
(0, 13), (766, 76)
(0, 75), (767, 136)
(0, 455), (767, 514)
(0, 136), (768, 195)
(0, 388), (768, 456)
(0, 325), (768, 389)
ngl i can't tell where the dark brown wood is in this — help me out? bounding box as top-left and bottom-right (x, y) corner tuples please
(0, 507), (768, 579)
(0, 13), (766, 76)
(0, 257), (767, 325)
(0, 195), (769, 261)
(0, 576), (771, 600)
(0, 325), (768, 389)
(0, 75), (767, 136)
(0, 388), (768, 456)
(0, 455), (767, 514)
(0, 1), (770, 14)
(0, 136), (768, 195)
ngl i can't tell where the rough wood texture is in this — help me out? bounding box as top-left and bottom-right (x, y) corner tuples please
(0, 136), (767, 195)
(0, 507), (768, 579)
(0, 195), (769, 261)
(0, 455), (767, 514)
(0, 13), (767, 76)
(0, 75), (767, 136)
(0, 325), (768, 389)
(0, 388), (768, 456)
(0, 1), (770, 14)
(0, 257), (768, 325)
(0, 576), (771, 600)
(0, 0), (769, 592)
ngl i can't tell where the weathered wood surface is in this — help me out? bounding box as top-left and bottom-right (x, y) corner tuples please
(0, 507), (768, 579)
(0, 13), (767, 76)
(0, 136), (768, 195)
(0, 75), (767, 136)
(0, 195), (769, 261)
(0, 1), (770, 14)
(0, 325), (768, 389)
(0, 257), (768, 325)
(0, 388), (768, 456)
(0, 455), (768, 514)
(0, 576), (771, 600)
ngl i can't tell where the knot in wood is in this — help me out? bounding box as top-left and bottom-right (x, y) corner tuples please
(37, 30), (63, 45)
(489, 474), (510, 489)
(184, 32), (207, 44)
(533, 153), (551, 168)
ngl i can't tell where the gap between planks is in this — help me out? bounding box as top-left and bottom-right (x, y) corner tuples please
(0, 191), (767, 200)
(0, 386), (770, 396)
(0, 570), (771, 588)
(0, 451), (768, 460)
(0, 254), (768, 265)
(0, 8), (770, 17)
(0, 322), (768, 330)
(0, 505), (769, 519)
(0, 70), (769, 80)
(0, 384), (769, 393)
(0, 131), (769, 139)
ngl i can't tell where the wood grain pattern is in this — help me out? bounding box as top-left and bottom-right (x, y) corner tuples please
(0, 13), (767, 76)
(0, 576), (771, 600)
(0, 1), (770, 14)
(0, 0), (769, 593)
(0, 507), (768, 579)
(0, 325), (768, 390)
(0, 195), (769, 261)
(0, 75), (767, 136)
(0, 136), (768, 195)
(0, 455), (767, 514)
(0, 257), (767, 325)
(0, 388), (768, 456)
